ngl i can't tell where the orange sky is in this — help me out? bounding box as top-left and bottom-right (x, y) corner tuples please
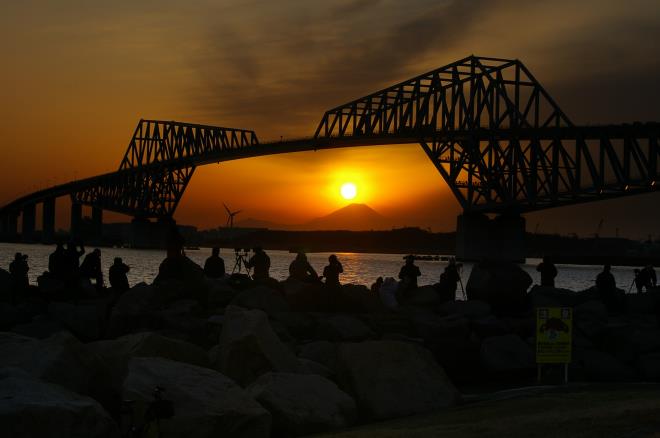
(1, 0), (660, 237)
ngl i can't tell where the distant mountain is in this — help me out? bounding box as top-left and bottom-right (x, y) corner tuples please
(235, 204), (392, 231)
(300, 203), (391, 231)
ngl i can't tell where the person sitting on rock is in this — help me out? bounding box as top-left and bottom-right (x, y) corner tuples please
(322, 254), (343, 288)
(48, 241), (66, 280)
(536, 256), (557, 287)
(289, 251), (318, 283)
(398, 255), (421, 291)
(247, 246), (271, 282)
(80, 248), (103, 289)
(9, 252), (29, 301)
(203, 247), (225, 278)
(370, 276), (383, 293)
(634, 265), (655, 293)
(109, 257), (130, 293)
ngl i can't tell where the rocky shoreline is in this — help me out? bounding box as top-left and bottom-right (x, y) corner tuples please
(1, 259), (659, 437)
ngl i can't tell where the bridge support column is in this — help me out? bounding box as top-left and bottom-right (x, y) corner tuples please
(1, 212), (18, 240)
(70, 202), (82, 239)
(92, 207), (103, 239)
(42, 197), (56, 243)
(456, 213), (526, 263)
(22, 204), (36, 242)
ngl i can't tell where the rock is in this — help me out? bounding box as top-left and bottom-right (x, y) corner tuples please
(153, 255), (208, 304)
(0, 368), (120, 438)
(123, 357), (271, 438)
(626, 292), (660, 315)
(0, 302), (29, 330)
(298, 341), (338, 373)
(439, 300), (491, 319)
(480, 334), (535, 372)
(337, 340), (459, 420)
(471, 315), (511, 338)
(637, 353), (660, 381)
(248, 372), (356, 436)
(466, 261), (532, 315)
(411, 312), (470, 342)
(0, 268), (11, 302)
(107, 282), (157, 337)
(0, 331), (106, 396)
(11, 316), (65, 339)
(271, 311), (317, 339)
(206, 277), (238, 308)
(316, 315), (375, 341)
(217, 306), (299, 386)
(230, 285), (290, 316)
(404, 285), (440, 306)
(48, 300), (109, 342)
(527, 285), (582, 309)
(89, 331), (210, 389)
(338, 284), (379, 313)
(297, 358), (334, 379)
(36, 273), (65, 296)
(580, 349), (635, 382)
(574, 300), (608, 338)
(151, 300), (209, 344)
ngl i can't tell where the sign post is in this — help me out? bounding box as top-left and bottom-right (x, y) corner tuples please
(536, 307), (572, 384)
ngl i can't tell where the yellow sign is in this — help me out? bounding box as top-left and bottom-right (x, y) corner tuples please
(536, 307), (572, 363)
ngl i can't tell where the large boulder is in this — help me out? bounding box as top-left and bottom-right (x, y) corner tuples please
(466, 261), (532, 315)
(107, 282), (158, 337)
(48, 300), (110, 342)
(248, 372), (357, 436)
(298, 341), (339, 373)
(480, 334), (535, 373)
(626, 292), (660, 315)
(574, 300), (609, 339)
(0, 331), (106, 397)
(0, 302), (30, 330)
(230, 285), (290, 316)
(411, 311), (470, 342)
(580, 349), (635, 382)
(206, 277), (238, 308)
(123, 357), (271, 438)
(316, 315), (375, 341)
(11, 315), (65, 339)
(404, 285), (440, 306)
(0, 368), (120, 438)
(337, 341), (459, 420)
(153, 255), (207, 303)
(89, 332), (210, 389)
(0, 269), (12, 303)
(637, 353), (660, 381)
(439, 300), (491, 320)
(216, 306), (299, 386)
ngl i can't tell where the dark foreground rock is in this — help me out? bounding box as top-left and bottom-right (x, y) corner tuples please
(0, 368), (119, 438)
(123, 357), (271, 438)
(248, 372), (357, 436)
(337, 340), (460, 420)
(467, 261), (532, 315)
(216, 306), (300, 386)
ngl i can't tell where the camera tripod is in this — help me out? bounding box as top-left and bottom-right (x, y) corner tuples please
(232, 248), (252, 278)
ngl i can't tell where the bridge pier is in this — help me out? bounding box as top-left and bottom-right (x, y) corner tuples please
(70, 202), (82, 239)
(22, 204), (36, 242)
(1, 212), (19, 240)
(456, 213), (526, 263)
(92, 207), (103, 238)
(42, 197), (56, 243)
(129, 217), (173, 249)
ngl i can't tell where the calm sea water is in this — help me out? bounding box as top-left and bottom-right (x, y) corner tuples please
(0, 242), (641, 293)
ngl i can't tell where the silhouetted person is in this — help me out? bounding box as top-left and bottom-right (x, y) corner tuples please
(398, 255), (421, 291)
(322, 254), (343, 288)
(64, 241), (85, 285)
(536, 256), (557, 287)
(635, 265), (656, 293)
(371, 277), (383, 293)
(48, 242), (66, 280)
(109, 257), (130, 293)
(439, 257), (461, 298)
(596, 264), (616, 293)
(80, 248), (103, 288)
(289, 251), (318, 283)
(166, 223), (185, 259)
(9, 253), (29, 301)
(247, 246), (270, 282)
(204, 247), (226, 278)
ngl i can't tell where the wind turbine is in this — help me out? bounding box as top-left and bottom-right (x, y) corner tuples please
(223, 203), (242, 228)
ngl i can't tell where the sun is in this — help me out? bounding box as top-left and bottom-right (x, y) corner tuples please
(340, 182), (357, 200)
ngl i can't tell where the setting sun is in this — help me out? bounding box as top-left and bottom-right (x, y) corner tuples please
(340, 182), (357, 200)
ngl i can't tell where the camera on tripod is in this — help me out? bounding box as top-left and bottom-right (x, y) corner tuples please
(232, 248), (252, 277)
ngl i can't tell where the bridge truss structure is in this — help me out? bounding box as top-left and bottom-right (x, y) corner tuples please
(1, 56), (658, 230)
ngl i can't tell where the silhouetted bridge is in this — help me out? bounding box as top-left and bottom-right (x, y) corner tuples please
(1, 56), (658, 259)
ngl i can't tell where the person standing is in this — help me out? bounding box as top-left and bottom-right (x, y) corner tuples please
(596, 264), (616, 293)
(247, 246), (271, 282)
(80, 248), (104, 288)
(203, 247), (226, 278)
(48, 242), (66, 281)
(64, 241), (85, 285)
(536, 256), (558, 287)
(109, 257), (130, 293)
(398, 255), (421, 291)
(439, 257), (461, 298)
(322, 254), (343, 288)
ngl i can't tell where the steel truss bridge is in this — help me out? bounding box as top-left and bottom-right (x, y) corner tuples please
(1, 56), (659, 240)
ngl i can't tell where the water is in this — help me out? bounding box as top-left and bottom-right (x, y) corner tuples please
(0, 242), (640, 293)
